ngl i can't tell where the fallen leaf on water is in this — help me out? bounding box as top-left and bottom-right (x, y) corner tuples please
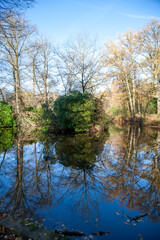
(124, 221), (130, 225)
(116, 212), (120, 215)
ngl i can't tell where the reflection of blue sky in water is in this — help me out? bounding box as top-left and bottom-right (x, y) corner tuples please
(0, 128), (160, 240)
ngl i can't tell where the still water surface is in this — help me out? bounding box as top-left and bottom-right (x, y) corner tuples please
(0, 125), (160, 239)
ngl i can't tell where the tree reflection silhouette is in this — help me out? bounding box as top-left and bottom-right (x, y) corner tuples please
(102, 125), (160, 222)
(0, 127), (160, 223)
(1, 131), (57, 218)
(54, 133), (108, 218)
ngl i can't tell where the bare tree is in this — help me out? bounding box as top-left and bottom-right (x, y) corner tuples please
(29, 37), (56, 104)
(0, 14), (35, 121)
(104, 30), (141, 118)
(55, 34), (105, 94)
(139, 19), (160, 115)
(27, 40), (42, 97)
(0, 0), (35, 21)
(54, 44), (77, 95)
(0, 0), (35, 10)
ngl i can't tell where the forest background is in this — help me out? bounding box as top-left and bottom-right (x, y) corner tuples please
(0, 0), (160, 132)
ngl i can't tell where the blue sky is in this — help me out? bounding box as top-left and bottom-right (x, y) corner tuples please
(26, 0), (160, 46)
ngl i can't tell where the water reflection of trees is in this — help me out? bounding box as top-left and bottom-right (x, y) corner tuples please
(1, 131), (57, 217)
(0, 128), (13, 169)
(0, 132), (109, 219)
(0, 126), (160, 222)
(54, 134), (108, 218)
(102, 125), (160, 222)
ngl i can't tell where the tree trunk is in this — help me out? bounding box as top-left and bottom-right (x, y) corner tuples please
(157, 80), (160, 116)
(125, 75), (135, 118)
(44, 58), (48, 104)
(132, 74), (136, 118)
(155, 75), (160, 115)
(32, 59), (35, 97)
(13, 69), (19, 117)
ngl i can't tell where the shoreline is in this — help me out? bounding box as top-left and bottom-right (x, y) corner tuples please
(0, 213), (71, 240)
(109, 114), (160, 128)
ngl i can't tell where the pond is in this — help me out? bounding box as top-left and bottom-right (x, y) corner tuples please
(0, 125), (160, 240)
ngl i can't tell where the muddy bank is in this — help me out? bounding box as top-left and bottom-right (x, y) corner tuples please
(0, 214), (71, 240)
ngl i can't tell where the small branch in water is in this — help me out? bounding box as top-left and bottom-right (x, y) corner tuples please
(126, 213), (148, 223)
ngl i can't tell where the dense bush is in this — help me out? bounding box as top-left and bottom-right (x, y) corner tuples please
(0, 101), (14, 127)
(27, 104), (60, 133)
(146, 98), (157, 114)
(109, 107), (127, 117)
(54, 91), (104, 132)
(0, 129), (13, 152)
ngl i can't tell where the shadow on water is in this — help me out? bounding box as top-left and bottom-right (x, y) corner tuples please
(0, 125), (160, 239)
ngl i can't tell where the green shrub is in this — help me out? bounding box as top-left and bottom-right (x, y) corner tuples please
(28, 104), (61, 133)
(146, 98), (157, 114)
(0, 101), (14, 127)
(108, 125), (123, 134)
(109, 107), (127, 117)
(54, 92), (96, 132)
(92, 98), (107, 126)
(0, 129), (13, 152)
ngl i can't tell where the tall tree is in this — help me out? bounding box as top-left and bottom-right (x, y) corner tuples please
(0, 0), (35, 11)
(27, 40), (42, 97)
(55, 34), (104, 94)
(0, 0), (35, 33)
(140, 19), (160, 115)
(0, 0), (35, 21)
(54, 44), (77, 95)
(29, 37), (55, 104)
(104, 30), (141, 118)
(0, 14), (35, 121)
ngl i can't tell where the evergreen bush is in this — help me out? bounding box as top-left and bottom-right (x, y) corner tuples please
(0, 101), (14, 127)
(54, 91), (104, 132)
